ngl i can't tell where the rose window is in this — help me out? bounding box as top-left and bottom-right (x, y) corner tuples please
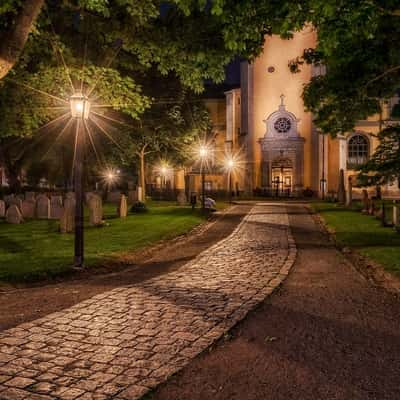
(274, 117), (291, 133)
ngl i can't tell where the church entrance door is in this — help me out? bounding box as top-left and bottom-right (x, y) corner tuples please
(271, 157), (293, 197)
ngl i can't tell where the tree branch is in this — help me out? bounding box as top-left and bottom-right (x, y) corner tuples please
(0, 0), (45, 80)
(365, 65), (400, 87)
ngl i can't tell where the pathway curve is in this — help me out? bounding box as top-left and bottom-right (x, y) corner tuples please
(151, 203), (400, 400)
(0, 203), (295, 400)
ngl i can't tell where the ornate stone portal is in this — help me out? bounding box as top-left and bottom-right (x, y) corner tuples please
(259, 96), (305, 193)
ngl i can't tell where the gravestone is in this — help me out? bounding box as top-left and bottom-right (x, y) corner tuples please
(137, 186), (143, 202)
(88, 194), (103, 226)
(50, 195), (63, 219)
(21, 200), (35, 218)
(118, 194), (128, 218)
(25, 192), (36, 202)
(361, 190), (369, 214)
(9, 197), (22, 209)
(36, 195), (50, 219)
(0, 200), (5, 218)
(3, 194), (15, 206)
(60, 198), (75, 233)
(66, 192), (75, 200)
(346, 177), (353, 207)
(393, 201), (398, 227)
(85, 192), (95, 204)
(6, 205), (23, 224)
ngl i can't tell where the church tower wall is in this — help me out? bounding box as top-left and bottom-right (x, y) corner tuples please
(242, 29), (317, 193)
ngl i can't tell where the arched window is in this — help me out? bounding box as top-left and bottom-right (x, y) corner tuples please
(347, 134), (369, 167)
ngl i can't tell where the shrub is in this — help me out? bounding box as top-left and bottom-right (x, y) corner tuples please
(130, 201), (148, 213)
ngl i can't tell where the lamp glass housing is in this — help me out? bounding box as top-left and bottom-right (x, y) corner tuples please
(70, 93), (91, 119)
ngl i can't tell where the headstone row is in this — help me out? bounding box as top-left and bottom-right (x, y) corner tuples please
(1, 191), (129, 226)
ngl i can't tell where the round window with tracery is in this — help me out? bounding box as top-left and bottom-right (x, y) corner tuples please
(274, 117), (291, 133)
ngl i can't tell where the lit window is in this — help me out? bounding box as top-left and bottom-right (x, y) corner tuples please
(347, 134), (369, 167)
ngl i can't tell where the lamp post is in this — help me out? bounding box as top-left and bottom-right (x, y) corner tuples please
(70, 93), (90, 268)
(199, 146), (209, 211)
(161, 166), (167, 190)
(226, 158), (235, 203)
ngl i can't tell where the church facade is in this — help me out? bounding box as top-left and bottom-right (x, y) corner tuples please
(186, 29), (400, 199)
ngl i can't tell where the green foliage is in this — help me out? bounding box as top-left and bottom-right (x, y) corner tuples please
(2, 0), (400, 143)
(358, 125), (400, 185)
(290, 1), (400, 136)
(391, 102), (400, 119)
(111, 72), (212, 167)
(0, 64), (151, 137)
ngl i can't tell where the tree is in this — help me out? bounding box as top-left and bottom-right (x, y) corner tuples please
(0, 0), (45, 80)
(286, 1), (400, 136)
(0, 0), (276, 91)
(113, 86), (211, 201)
(3, 0), (400, 178)
(358, 125), (400, 186)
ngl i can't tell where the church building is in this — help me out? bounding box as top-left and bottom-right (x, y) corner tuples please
(184, 29), (400, 199)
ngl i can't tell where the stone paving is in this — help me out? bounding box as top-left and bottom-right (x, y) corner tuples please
(0, 204), (296, 400)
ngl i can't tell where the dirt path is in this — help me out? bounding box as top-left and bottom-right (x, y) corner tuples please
(151, 203), (400, 400)
(0, 205), (251, 332)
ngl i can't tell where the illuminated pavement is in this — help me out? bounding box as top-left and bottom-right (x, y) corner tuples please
(0, 204), (296, 400)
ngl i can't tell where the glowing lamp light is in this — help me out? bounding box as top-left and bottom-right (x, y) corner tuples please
(199, 146), (208, 158)
(102, 168), (120, 186)
(70, 93), (91, 119)
(227, 159), (235, 169)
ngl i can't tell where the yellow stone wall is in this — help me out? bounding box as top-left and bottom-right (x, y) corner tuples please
(250, 29), (317, 189)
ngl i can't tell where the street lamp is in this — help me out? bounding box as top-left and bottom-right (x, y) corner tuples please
(70, 93), (91, 268)
(106, 171), (117, 184)
(226, 158), (235, 203)
(198, 145), (209, 211)
(70, 93), (91, 119)
(160, 167), (168, 190)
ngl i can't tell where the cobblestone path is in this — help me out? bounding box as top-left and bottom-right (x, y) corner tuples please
(0, 204), (296, 400)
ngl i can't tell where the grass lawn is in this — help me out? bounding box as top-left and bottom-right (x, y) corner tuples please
(0, 201), (212, 283)
(312, 202), (400, 276)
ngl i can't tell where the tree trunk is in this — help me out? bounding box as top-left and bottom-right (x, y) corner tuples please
(5, 166), (22, 192)
(139, 149), (146, 203)
(0, 0), (45, 80)
(0, 140), (25, 192)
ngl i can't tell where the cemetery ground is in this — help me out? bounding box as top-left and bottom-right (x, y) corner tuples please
(312, 202), (400, 278)
(0, 201), (243, 331)
(0, 201), (228, 283)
